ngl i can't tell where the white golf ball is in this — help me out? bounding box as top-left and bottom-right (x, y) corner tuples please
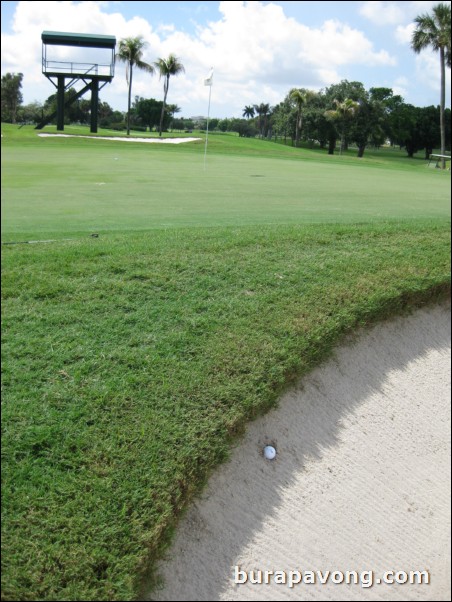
(264, 445), (276, 460)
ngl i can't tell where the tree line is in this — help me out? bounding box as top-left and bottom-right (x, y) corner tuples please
(234, 82), (451, 159)
(2, 72), (450, 160)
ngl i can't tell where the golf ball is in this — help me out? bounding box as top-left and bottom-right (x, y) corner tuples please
(264, 445), (276, 460)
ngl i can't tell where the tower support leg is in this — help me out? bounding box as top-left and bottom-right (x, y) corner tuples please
(90, 80), (99, 133)
(57, 76), (65, 131)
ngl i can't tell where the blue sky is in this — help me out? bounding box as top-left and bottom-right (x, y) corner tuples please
(1, 1), (451, 118)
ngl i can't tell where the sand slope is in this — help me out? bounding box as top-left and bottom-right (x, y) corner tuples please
(144, 303), (451, 602)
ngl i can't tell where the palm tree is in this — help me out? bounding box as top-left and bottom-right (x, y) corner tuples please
(242, 105), (255, 119)
(325, 98), (360, 155)
(411, 3), (451, 169)
(289, 88), (316, 147)
(289, 88), (315, 146)
(253, 102), (270, 138)
(154, 54), (185, 137)
(166, 104), (181, 131)
(116, 37), (154, 136)
(289, 89), (305, 147)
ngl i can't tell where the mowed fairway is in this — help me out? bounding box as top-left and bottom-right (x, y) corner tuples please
(1, 125), (449, 237)
(1, 125), (451, 601)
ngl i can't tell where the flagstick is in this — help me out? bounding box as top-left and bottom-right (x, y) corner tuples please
(204, 81), (212, 171)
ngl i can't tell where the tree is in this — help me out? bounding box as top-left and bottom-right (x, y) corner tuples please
(272, 98), (295, 144)
(154, 54), (185, 136)
(402, 106), (427, 157)
(133, 97), (181, 131)
(17, 101), (44, 125)
(171, 118), (185, 131)
(289, 89), (304, 147)
(218, 118), (230, 132)
(323, 81), (366, 153)
(417, 105), (442, 158)
(369, 87), (405, 145)
(134, 97), (163, 130)
(116, 37), (154, 136)
(289, 88), (307, 146)
(242, 105), (255, 119)
(388, 102), (418, 152)
(397, 105), (450, 159)
(1, 72), (23, 124)
(300, 91), (334, 150)
(208, 118), (219, 131)
(253, 102), (271, 138)
(42, 88), (89, 125)
(325, 98), (360, 154)
(229, 118), (257, 137)
(289, 88), (316, 147)
(411, 3), (451, 168)
(97, 101), (122, 128)
(350, 94), (386, 157)
(325, 80), (366, 105)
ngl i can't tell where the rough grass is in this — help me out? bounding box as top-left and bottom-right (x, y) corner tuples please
(1, 124), (451, 601)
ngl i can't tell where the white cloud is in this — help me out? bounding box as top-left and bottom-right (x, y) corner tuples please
(360, 1), (405, 25)
(411, 0), (449, 9)
(157, 23), (176, 35)
(360, 1), (451, 27)
(395, 23), (415, 44)
(1, 0), (398, 117)
(415, 51), (452, 97)
(153, 1), (396, 112)
(392, 75), (409, 97)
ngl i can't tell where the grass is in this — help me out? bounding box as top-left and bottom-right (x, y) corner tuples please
(2, 125), (449, 239)
(1, 124), (451, 601)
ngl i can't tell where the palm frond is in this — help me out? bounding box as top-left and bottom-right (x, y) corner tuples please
(411, 4), (450, 53)
(154, 54), (185, 78)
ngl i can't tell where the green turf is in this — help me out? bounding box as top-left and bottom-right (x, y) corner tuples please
(1, 124), (451, 601)
(1, 124), (450, 239)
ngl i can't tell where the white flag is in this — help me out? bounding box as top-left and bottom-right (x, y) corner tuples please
(204, 68), (214, 86)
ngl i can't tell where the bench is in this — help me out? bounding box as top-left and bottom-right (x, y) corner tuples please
(428, 153), (451, 168)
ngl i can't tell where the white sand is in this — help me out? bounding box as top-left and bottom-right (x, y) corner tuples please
(144, 302), (451, 602)
(37, 134), (201, 144)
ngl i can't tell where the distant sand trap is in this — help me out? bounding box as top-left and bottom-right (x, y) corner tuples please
(144, 302), (451, 602)
(38, 134), (201, 144)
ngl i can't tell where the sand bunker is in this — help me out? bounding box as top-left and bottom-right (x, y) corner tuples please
(38, 134), (201, 144)
(145, 302), (451, 602)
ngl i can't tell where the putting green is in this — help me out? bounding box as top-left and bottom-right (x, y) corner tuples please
(1, 134), (450, 238)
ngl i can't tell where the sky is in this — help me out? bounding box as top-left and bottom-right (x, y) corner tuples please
(1, 0), (451, 119)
